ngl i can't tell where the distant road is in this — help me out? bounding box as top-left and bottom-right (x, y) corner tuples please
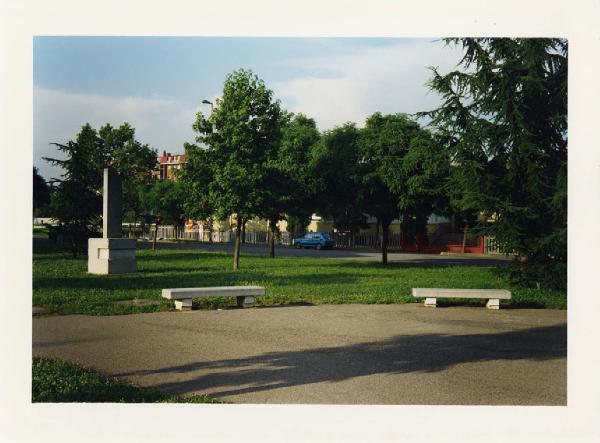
(136, 240), (511, 266)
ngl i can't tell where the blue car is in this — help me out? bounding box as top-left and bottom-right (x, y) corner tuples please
(292, 232), (335, 250)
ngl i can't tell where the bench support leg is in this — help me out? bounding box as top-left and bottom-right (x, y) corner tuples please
(486, 298), (500, 310)
(236, 296), (256, 308)
(174, 299), (193, 311)
(424, 297), (437, 308)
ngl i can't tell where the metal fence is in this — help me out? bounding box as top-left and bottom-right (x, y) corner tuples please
(483, 236), (515, 255)
(330, 232), (402, 249)
(137, 225), (269, 245)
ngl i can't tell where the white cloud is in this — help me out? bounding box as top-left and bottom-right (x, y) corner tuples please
(33, 40), (465, 179)
(273, 40), (464, 131)
(34, 88), (199, 179)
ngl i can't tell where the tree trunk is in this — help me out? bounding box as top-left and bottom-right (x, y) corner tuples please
(152, 222), (158, 250)
(461, 223), (469, 254)
(241, 219), (246, 244)
(268, 219), (276, 258)
(400, 214), (409, 251)
(208, 218), (213, 243)
(71, 234), (78, 258)
(233, 218), (242, 270)
(381, 221), (390, 265)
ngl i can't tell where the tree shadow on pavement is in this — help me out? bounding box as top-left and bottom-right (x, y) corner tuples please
(114, 324), (566, 398)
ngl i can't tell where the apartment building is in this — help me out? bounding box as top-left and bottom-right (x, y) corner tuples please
(155, 150), (187, 180)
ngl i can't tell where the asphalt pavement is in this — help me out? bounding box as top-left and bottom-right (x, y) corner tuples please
(33, 304), (566, 405)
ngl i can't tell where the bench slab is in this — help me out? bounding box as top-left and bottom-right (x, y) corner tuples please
(162, 286), (266, 311)
(412, 288), (511, 299)
(162, 286), (265, 299)
(412, 288), (511, 310)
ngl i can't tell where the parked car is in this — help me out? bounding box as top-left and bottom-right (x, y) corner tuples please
(292, 232), (335, 250)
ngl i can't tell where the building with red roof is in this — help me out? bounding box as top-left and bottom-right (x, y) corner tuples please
(155, 150), (187, 180)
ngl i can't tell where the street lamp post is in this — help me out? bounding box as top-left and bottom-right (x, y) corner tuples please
(202, 99), (213, 113)
(200, 98), (214, 244)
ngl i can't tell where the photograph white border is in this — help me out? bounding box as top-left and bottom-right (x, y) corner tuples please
(1, 1), (599, 441)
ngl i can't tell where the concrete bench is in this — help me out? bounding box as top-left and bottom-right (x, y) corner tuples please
(412, 288), (511, 310)
(162, 286), (266, 311)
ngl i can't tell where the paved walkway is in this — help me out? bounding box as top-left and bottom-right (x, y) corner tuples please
(33, 304), (566, 405)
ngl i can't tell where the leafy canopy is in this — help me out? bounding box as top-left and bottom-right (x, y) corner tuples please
(310, 123), (365, 233)
(360, 113), (449, 241)
(43, 123), (157, 254)
(267, 113), (321, 226)
(141, 179), (185, 226)
(186, 69), (284, 222)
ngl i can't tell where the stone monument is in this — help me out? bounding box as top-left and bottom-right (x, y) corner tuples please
(88, 167), (137, 274)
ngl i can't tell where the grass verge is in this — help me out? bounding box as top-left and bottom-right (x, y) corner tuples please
(32, 357), (221, 403)
(33, 239), (567, 315)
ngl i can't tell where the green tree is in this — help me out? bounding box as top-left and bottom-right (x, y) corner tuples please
(141, 179), (185, 250)
(280, 114), (321, 225)
(259, 113), (321, 257)
(359, 114), (401, 264)
(100, 123), (157, 225)
(423, 38), (567, 289)
(44, 124), (105, 256)
(258, 160), (289, 258)
(441, 131), (487, 254)
(44, 123), (157, 256)
(311, 123), (366, 240)
(396, 129), (450, 249)
(360, 113), (448, 259)
(186, 69), (284, 269)
(33, 167), (51, 218)
(179, 143), (215, 241)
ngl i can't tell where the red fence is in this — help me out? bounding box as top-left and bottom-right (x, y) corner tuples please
(444, 237), (484, 254)
(400, 236), (484, 254)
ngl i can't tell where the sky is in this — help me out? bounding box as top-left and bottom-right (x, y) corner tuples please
(33, 37), (464, 180)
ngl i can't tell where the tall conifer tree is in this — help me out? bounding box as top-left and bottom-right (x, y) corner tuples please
(423, 38), (567, 289)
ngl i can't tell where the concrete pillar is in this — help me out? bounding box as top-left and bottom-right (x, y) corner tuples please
(103, 167), (122, 238)
(88, 167), (137, 274)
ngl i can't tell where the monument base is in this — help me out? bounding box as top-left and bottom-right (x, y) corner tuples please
(88, 238), (137, 274)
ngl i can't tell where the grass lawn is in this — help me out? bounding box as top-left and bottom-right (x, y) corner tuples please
(32, 357), (221, 403)
(33, 226), (50, 236)
(32, 239), (567, 315)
